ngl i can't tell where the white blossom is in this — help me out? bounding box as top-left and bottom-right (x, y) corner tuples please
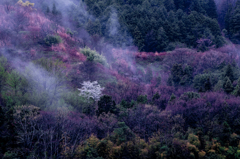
(78, 81), (104, 102)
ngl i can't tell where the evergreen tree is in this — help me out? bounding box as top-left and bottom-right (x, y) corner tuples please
(171, 64), (183, 86)
(52, 3), (58, 15)
(97, 95), (116, 116)
(142, 0), (151, 10)
(137, 95), (148, 104)
(168, 93), (176, 103)
(157, 27), (169, 51)
(225, 4), (233, 35)
(46, 6), (50, 14)
(133, 26), (145, 51)
(180, 65), (193, 86)
(0, 57), (7, 93)
(224, 64), (234, 82)
(190, 0), (204, 14)
(152, 92), (160, 101)
(233, 85), (240, 96)
(204, 18), (221, 37)
(174, 0), (184, 10)
(164, 0), (175, 11)
(231, 2), (240, 34)
(233, 78), (240, 96)
(86, 19), (102, 36)
(144, 30), (158, 52)
(215, 35), (225, 48)
(91, 3), (102, 17)
(223, 77), (234, 94)
(178, 20), (187, 42)
(206, 0), (218, 19)
(204, 77), (212, 91)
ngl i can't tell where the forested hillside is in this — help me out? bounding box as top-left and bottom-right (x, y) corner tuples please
(1, 0), (240, 159)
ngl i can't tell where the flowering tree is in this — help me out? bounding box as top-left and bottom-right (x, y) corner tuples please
(78, 81), (104, 102)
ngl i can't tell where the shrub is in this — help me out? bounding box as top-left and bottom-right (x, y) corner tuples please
(81, 47), (108, 66)
(39, 35), (62, 47)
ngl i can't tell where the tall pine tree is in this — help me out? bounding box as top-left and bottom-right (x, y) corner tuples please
(206, 0), (218, 19)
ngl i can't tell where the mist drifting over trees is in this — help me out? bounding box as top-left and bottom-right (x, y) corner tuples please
(1, 0), (240, 158)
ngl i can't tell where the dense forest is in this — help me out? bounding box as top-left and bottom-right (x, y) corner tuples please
(1, 0), (240, 158)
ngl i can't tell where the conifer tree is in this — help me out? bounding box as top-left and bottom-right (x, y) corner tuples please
(133, 26), (145, 51)
(225, 4), (233, 34)
(97, 95), (116, 116)
(190, 0), (204, 14)
(206, 0), (218, 19)
(164, 0), (175, 11)
(91, 3), (102, 17)
(223, 77), (234, 94)
(233, 78), (240, 96)
(224, 64), (234, 82)
(231, 2), (240, 34)
(204, 77), (212, 91)
(52, 3), (58, 15)
(174, 0), (184, 10)
(157, 27), (168, 51)
(168, 93), (176, 103)
(171, 64), (183, 86)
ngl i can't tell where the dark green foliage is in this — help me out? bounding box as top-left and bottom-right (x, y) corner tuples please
(193, 74), (212, 92)
(224, 0), (240, 43)
(233, 78), (240, 96)
(81, 47), (108, 66)
(205, 0), (218, 19)
(40, 35), (62, 47)
(72, 0), (224, 52)
(120, 142), (140, 159)
(169, 64), (193, 87)
(215, 36), (225, 48)
(144, 29), (158, 52)
(96, 140), (109, 158)
(0, 56), (7, 92)
(164, 0), (175, 11)
(225, 4), (233, 33)
(179, 92), (200, 101)
(137, 95), (148, 104)
(152, 92), (160, 101)
(223, 77), (234, 94)
(91, 3), (102, 17)
(86, 20), (102, 36)
(231, 3), (240, 34)
(169, 93), (176, 103)
(204, 77), (212, 91)
(52, 3), (58, 15)
(2, 71), (28, 108)
(120, 99), (135, 109)
(151, 92), (161, 106)
(0, 106), (4, 127)
(170, 64), (183, 86)
(112, 122), (135, 145)
(133, 26), (145, 51)
(2, 151), (18, 159)
(46, 6), (50, 14)
(233, 85), (240, 96)
(221, 121), (232, 143)
(174, 0), (184, 10)
(97, 95), (116, 116)
(190, 0), (204, 14)
(156, 27), (169, 51)
(180, 65), (193, 86)
(224, 64), (234, 82)
(63, 91), (88, 113)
